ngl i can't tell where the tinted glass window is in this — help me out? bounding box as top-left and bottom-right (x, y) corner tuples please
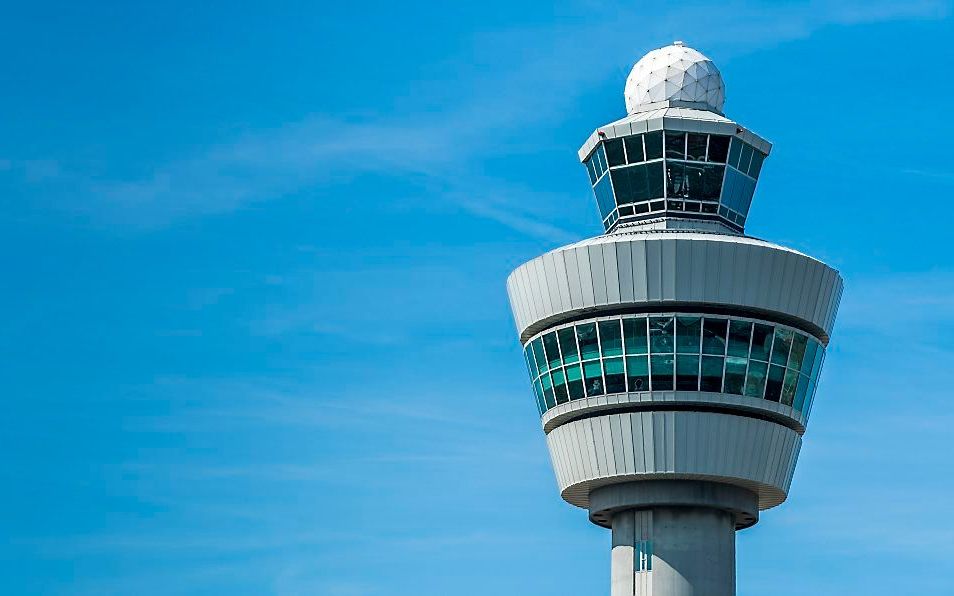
(665, 131), (686, 159)
(707, 135), (730, 163)
(793, 373), (810, 411)
(566, 364), (585, 400)
(644, 131), (664, 160)
(702, 165), (724, 200)
(599, 320), (623, 357)
(788, 334), (808, 371)
(604, 358), (626, 393)
(727, 321), (752, 357)
(558, 328), (579, 364)
(781, 368), (799, 406)
(577, 323), (599, 360)
(649, 317), (675, 353)
(701, 356), (724, 391)
(750, 324), (773, 361)
(676, 317), (701, 353)
(624, 318), (648, 354)
(524, 316), (826, 416)
(748, 151), (765, 178)
(625, 135), (645, 163)
(677, 355), (700, 390)
(687, 134), (707, 161)
(765, 365), (785, 402)
(744, 360), (768, 398)
(611, 169), (632, 205)
(584, 361), (604, 396)
(702, 318), (728, 355)
(626, 356), (650, 392)
(543, 332), (562, 370)
(647, 161), (665, 198)
(667, 162), (687, 198)
(531, 338), (547, 372)
(605, 138), (626, 167)
(724, 356), (747, 394)
(738, 143), (754, 174)
(524, 346), (539, 377)
(771, 329), (793, 366)
(541, 374), (555, 408)
(630, 164), (650, 202)
(727, 138), (742, 169)
(651, 355), (674, 390)
(552, 368), (569, 404)
(585, 157), (598, 184)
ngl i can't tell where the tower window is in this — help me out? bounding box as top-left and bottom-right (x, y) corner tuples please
(525, 315), (824, 418)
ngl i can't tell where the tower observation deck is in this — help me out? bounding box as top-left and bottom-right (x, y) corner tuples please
(506, 42), (842, 596)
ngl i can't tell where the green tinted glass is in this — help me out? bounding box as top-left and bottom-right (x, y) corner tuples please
(665, 131), (686, 159)
(793, 373), (810, 411)
(604, 357), (625, 393)
(584, 361), (605, 396)
(765, 364), (785, 402)
(624, 318), (648, 354)
(649, 317), (675, 353)
(651, 355), (674, 391)
(676, 355), (700, 391)
(788, 334), (808, 371)
(676, 317), (701, 354)
(558, 327), (579, 364)
(727, 321), (752, 357)
(625, 135), (645, 163)
(605, 138), (625, 167)
(524, 346), (539, 377)
(644, 131), (663, 160)
(543, 332), (561, 370)
(744, 360), (768, 398)
(599, 320), (623, 357)
(724, 356), (747, 395)
(700, 356), (724, 392)
(577, 323), (599, 360)
(781, 368), (799, 406)
(702, 318), (728, 355)
(566, 364), (585, 400)
(771, 329), (793, 366)
(750, 323), (773, 361)
(727, 138), (742, 168)
(533, 379), (546, 413)
(531, 338), (547, 372)
(541, 374), (555, 409)
(552, 368), (568, 404)
(626, 356), (650, 392)
(801, 340), (819, 378)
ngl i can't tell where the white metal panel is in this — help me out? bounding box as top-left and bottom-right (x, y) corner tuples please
(508, 233), (843, 344)
(546, 411), (802, 510)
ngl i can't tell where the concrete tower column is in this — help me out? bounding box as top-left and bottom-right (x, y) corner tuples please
(595, 481), (758, 596)
(612, 507), (735, 596)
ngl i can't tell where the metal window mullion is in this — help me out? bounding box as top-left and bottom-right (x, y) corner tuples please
(742, 324), (754, 392)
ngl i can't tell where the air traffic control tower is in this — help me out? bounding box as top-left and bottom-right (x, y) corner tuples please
(507, 43), (842, 596)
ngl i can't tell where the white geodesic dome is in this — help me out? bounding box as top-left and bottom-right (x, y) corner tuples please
(624, 42), (725, 114)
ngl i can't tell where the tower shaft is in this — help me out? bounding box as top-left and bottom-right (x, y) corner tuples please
(612, 507), (734, 596)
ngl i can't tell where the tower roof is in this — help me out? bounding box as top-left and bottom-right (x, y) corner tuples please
(625, 41), (725, 114)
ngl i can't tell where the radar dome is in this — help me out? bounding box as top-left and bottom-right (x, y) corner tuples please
(624, 42), (725, 114)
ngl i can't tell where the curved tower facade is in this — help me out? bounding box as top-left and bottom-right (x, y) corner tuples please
(507, 43), (842, 596)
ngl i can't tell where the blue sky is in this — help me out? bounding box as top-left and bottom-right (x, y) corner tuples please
(2, 1), (954, 594)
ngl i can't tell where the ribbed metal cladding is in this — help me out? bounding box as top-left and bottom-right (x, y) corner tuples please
(545, 411), (802, 510)
(507, 232), (843, 344)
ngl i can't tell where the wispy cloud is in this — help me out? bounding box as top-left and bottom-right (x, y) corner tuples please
(7, 0), (947, 240)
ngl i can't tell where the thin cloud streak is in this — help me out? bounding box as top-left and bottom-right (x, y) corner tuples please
(11, 0), (947, 241)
